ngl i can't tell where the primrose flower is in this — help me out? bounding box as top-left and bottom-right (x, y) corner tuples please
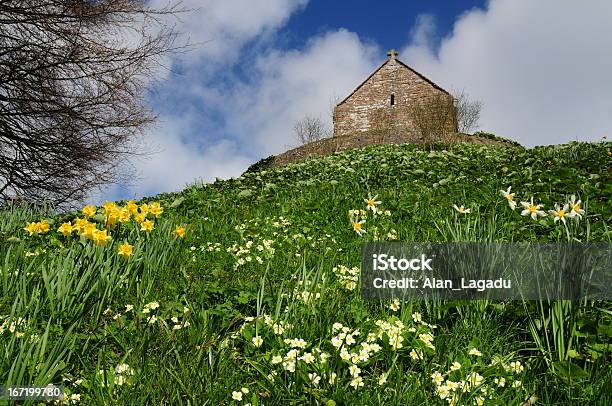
(309, 373), (321, 386)
(412, 312), (422, 323)
(389, 298), (400, 312)
(549, 203), (570, 224)
(57, 222), (73, 236)
(468, 348), (482, 357)
(520, 197), (546, 220)
(328, 372), (337, 384)
(173, 225), (186, 238)
(300, 352), (315, 364)
(352, 219), (366, 236)
(231, 391), (243, 401)
(118, 243), (134, 258)
(331, 336), (343, 349)
(82, 205), (97, 218)
(450, 361), (461, 371)
(500, 186), (517, 210)
(348, 364), (361, 377)
(378, 373), (388, 386)
(364, 194), (382, 213)
(140, 220), (154, 233)
(453, 204), (471, 214)
(252, 336), (263, 348)
(568, 195), (585, 218)
(349, 376), (364, 389)
(271, 355), (282, 364)
(431, 371), (444, 386)
(509, 360), (524, 373)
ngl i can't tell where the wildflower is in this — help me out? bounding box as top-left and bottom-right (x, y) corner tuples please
(309, 373), (321, 386)
(509, 360), (524, 373)
(81, 223), (97, 239)
(231, 391), (243, 401)
(118, 208), (131, 223)
(446, 380), (460, 391)
(82, 205), (97, 218)
(389, 298), (400, 312)
(125, 304), (134, 312)
(140, 220), (154, 233)
(450, 361), (461, 371)
(328, 372), (337, 384)
(300, 352), (315, 364)
(378, 373), (388, 386)
(512, 380), (522, 388)
(149, 202), (163, 217)
(73, 218), (89, 232)
(118, 243), (134, 258)
(412, 312), (422, 323)
(173, 225), (186, 238)
(409, 349), (422, 360)
(437, 385), (450, 399)
(332, 322), (344, 332)
(345, 334), (356, 346)
(250, 335), (263, 347)
(134, 212), (146, 223)
(520, 197), (546, 220)
(568, 195), (585, 218)
(348, 364), (361, 377)
(57, 222), (73, 236)
(549, 203), (570, 224)
(283, 360), (296, 372)
(271, 355), (282, 364)
(349, 376), (364, 389)
(331, 336), (343, 349)
(352, 219), (366, 236)
(139, 203), (150, 216)
(241, 388), (249, 394)
(364, 194), (382, 213)
(92, 229), (112, 246)
(500, 186), (517, 210)
(494, 377), (506, 387)
(468, 348), (482, 357)
(453, 204), (471, 214)
(431, 371), (444, 386)
(24, 222), (40, 236)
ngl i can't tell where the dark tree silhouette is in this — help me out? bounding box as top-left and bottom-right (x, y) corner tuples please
(0, 0), (183, 207)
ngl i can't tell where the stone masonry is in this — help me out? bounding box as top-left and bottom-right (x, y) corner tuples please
(333, 50), (456, 138)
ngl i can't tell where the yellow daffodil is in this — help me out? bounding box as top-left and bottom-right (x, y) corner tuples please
(126, 200), (139, 214)
(92, 229), (112, 246)
(118, 243), (134, 258)
(81, 223), (97, 239)
(149, 202), (163, 217)
(101, 201), (117, 216)
(37, 220), (50, 234)
(73, 218), (89, 233)
(172, 225), (186, 238)
(133, 212), (146, 223)
(57, 222), (73, 236)
(119, 208), (131, 223)
(82, 205), (97, 218)
(139, 203), (149, 216)
(24, 222), (40, 236)
(140, 220), (154, 232)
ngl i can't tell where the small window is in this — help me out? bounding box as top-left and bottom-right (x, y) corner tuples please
(390, 94), (395, 106)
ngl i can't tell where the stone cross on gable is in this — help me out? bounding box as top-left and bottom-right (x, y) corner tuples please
(387, 49), (399, 59)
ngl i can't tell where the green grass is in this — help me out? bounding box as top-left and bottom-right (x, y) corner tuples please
(0, 141), (611, 405)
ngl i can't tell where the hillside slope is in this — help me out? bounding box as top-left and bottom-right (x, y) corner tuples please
(1, 141), (610, 405)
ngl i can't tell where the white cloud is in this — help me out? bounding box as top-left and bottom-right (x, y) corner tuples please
(402, 0), (612, 145)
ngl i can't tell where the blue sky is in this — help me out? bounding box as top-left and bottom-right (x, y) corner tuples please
(98, 0), (612, 203)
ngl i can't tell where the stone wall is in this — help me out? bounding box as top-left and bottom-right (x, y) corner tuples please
(272, 132), (515, 167)
(333, 56), (456, 138)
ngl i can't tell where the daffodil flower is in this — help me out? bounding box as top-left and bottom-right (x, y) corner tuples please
(520, 197), (546, 220)
(57, 222), (73, 236)
(118, 243), (134, 258)
(500, 186), (516, 210)
(364, 194), (382, 213)
(453, 204), (471, 214)
(549, 203), (570, 224)
(352, 219), (366, 235)
(568, 195), (585, 218)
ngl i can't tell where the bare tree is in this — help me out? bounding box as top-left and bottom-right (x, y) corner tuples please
(408, 94), (457, 146)
(0, 0), (184, 207)
(453, 90), (482, 134)
(294, 115), (330, 145)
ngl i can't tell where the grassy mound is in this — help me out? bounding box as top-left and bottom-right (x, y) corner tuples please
(1, 141), (611, 405)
